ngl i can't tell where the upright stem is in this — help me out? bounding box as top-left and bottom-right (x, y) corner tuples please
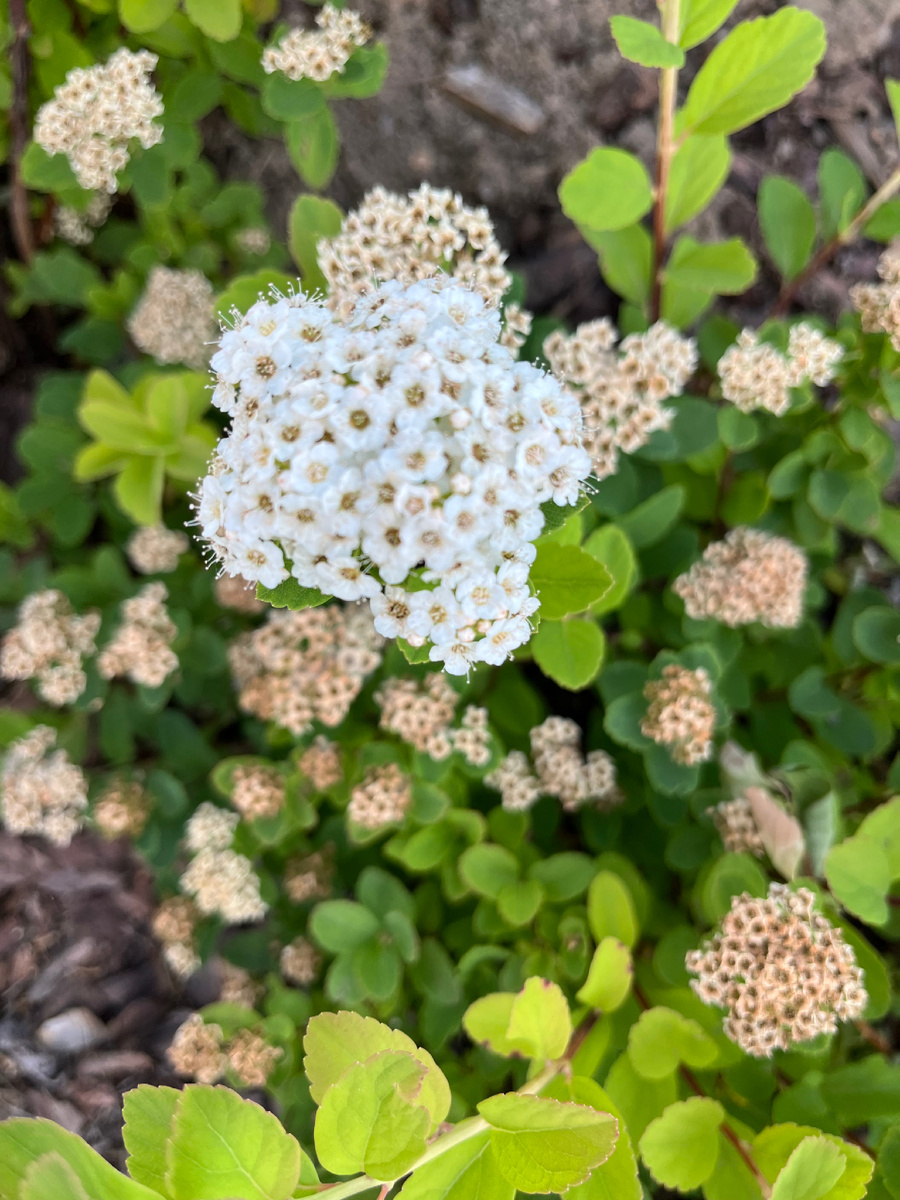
(8, 0), (34, 263)
(650, 0), (682, 322)
(770, 164), (900, 318)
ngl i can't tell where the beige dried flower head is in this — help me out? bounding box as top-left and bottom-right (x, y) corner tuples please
(0, 589), (101, 707)
(642, 665), (715, 766)
(280, 936), (321, 986)
(299, 737), (344, 791)
(718, 323), (841, 416)
(153, 896), (199, 980)
(214, 574), (266, 614)
(186, 802), (239, 853)
(851, 240), (900, 350)
(226, 1029), (283, 1088)
(35, 48), (163, 193)
(451, 704), (492, 768)
(163, 940), (201, 980)
(126, 525), (190, 574)
(180, 847), (267, 924)
(375, 674), (458, 760)
(686, 884), (867, 1057)
(544, 319), (697, 480)
(709, 795), (765, 857)
(486, 749), (543, 813)
(236, 227), (271, 256)
(127, 267), (216, 370)
(529, 716), (620, 811)
(347, 763), (412, 831)
(1, 726), (88, 846)
(318, 183), (513, 317)
(230, 764), (285, 821)
(285, 848), (334, 903)
(55, 192), (112, 246)
(93, 778), (150, 839)
(673, 527), (808, 629)
(217, 960), (262, 1009)
(228, 605), (382, 738)
(97, 582), (178, 689)
(262, 4), (371, 83)
(168, 1014), (225, 1084)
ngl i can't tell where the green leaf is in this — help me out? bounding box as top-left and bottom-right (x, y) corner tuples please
(771, 1137), (846, 1200)
(604, 1053), (679, 1144)
(183, 0), (241, 40)
(555, 1078), (641, 1200)
(459, 843), (520, 899)
(478, 1093), (618, 1194)
(114, 456), (166, 527)
(323, 43), (389, 98)
(824, 838), (891, 926)
(589, 225), (653, 306)
(255, 576), (328, 610)
(21, 1155), (89, 1200)
(701, 853), (768, 922)
(618, 485), (686, 549)
(877, 1123), (900, 1200)
(532, 618), (606, 691)
(310, 899), (381, 952)
(531, 542), (613, 619)
(560, 149), (654, 233)
(584, 525), (637, 614)
(609, 16), (685, 68)
(313, 1050), (430, 1181)
(857, 798), (900, 876)
(528, 853), (597, 903)
(19, 142), (81, 193)
(639, 1097), (724, 1190)
(119, 0), (178, 32)
(759, 176), (817, 280)
(679, 0), (740, 49)
(215, 269), (298, 322)
(123, 1085), (179, 1197)
(851, 608), (900, 665)
(577, 938), (633, 1013)
(665, 136), (731, 234)
(260, 74), (324, 121)
(819, 150), (868, 240)
(587, 871), (639, 949)
(288, 194), (344, 293)
(166, 1086), (301, 1200)
(754, 1124), (874, 1200)
(73, 442), (130, 482)
(287, 106), (340, 190)
(505, 977), (572, 1060)
(463, 992), (518, 1056)
(628, 1007), (717, 1081)
(497, 879), (544, 926)
(679, 8), (826, 135)
(399, 1133), (513, 1200)
(665, 236), (757, 294)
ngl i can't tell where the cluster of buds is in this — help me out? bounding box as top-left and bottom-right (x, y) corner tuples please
(717, 324), (842, 416)
(642, 665), (716, 766)
(374, 676), (491, 765)
(97, 583), (179, 689)
(487, 716), (619, 813)
(92, 778), (150, 840)
(168, 1014), (282, 1088)
(285, 847), (334, 903)
(230, 764), (286, 821)
(179, 803), (267, 924)
(687, 885), (867, 1057)
(0, 726), (88, 847)
(262, 4), (371, 83)
(126, 525), (190, 575)
(347, 763), (412, 831)
(544, 319), (697, 480)
(217, 961), (263, 1009)
(0, 589), (100, 707)
(709, 794), (766, 858)
(280, 936), (321, 986)
(152, 895), (200, 980)
(55, 193), (112, 246)
(299, 737), (344, 791)
(127, 267), (217, 371)
(851, 241), (900, 350)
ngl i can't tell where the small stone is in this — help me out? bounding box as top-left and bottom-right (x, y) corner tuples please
(76, 1050), (154, 1080)
(37, 1008), (107, 1054)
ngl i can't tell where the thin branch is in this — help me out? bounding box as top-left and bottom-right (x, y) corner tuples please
(770, 164), (900, 319)
(8, 0), (35, 263)
(650, 0), (683, 322)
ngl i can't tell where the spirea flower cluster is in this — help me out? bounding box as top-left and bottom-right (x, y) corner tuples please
(54, 193), (112, 247)
(543, 319), (697, 481)
(642, 665), (715, 765)
(197, 277), (590, 674)
(347, 763), (412, 831)
(318, 184), (513, 318)
(228, 606), (382, 737)
(152, 896), (200, 980)
(97, 582), (178, 688)
(230, 764), (285, 821)
(127, 267), (217, 370)
(299, 737), (344, 791)
(34, 49), (163, 193)
(213, 573), (266, 614)
(375, 675), (490, 765)
(718, 324), (842, 416)
(93, 778), (150, 840)
(180, 803), (267, 924)
(280, 936), (321, 986)
(487, 716), (619, 813)
(673, 527), (808, 629)
(709, 793), (765, 858)
(1, 727), (88, 847)
(285, 847), (334, 902)
(168, 1013), (282, 1088)
(0, 589), (100, 707)
(262, 4), (370, 83)
(851, 241), (900, 350)
(126, 524), (190, 574)
(686, 885), (867, 1057)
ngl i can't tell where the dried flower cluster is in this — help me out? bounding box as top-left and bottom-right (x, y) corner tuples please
(280, 936), (321, 986)
(35, 49), (163, 192)
(673, 527), (808, 628)
(262, 4), (370, 83)
(375, 675), (458, 758)
(168, 1015), (226, 1084)
(687, 884), (867, 1056)
(851, 241), (900, 350)
(152, 896), (200, 979)
(0, 589), (100, 706)
(93, 778), (150, 839)
(127, 267), (217, 370)
(544, 319), (697, 480)
(319, 184), (512, 317)
(98, 583), (178, 688)
(228, 606), (382, 737)
(642, 666), (716, 766)
(347, 763), (412, 830)
(197, 277), (590, 673)
(451, 705), (492, 768)
(230, 764), (286, 821)
(709, 794), (765, 857)
(55, 193), (112, 246)
(718, 324), (842, 416)
(236, 228), (271, 256)
(180, 803), (267, 924)
(0, 726), (88, 846)
(213, 574), (266, 614)
(487, 717), (619, 813)
(226, 1029), (283, 1087)
(285, 847), (333, 903)
(126, 525), (190, 574)
(218, 961), (262, 1009)
(299, 737), (344, 791)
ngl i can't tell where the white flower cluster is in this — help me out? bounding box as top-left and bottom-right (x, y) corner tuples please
(126, 524), (190, 574)
(34, 49), (163, 193)
(180, 802), (267, 924)
(718, 324), (843, 417)
(97, 582), (178, 688)
(262, 4), (370, 83)
(486, 716), (620, 813)
(852, 241), (900, 350)
(127, 267), (217, 371)
(1, 726), (88, 847)
(544, 319), (697, 480)
(196, 277), (591, 674)
(0, 589), (100, 706)
(55, 193), (112, 247)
